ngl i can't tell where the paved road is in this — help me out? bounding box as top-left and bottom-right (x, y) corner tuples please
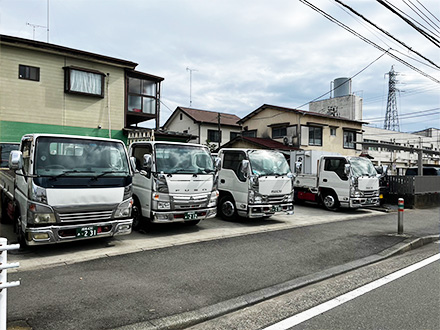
(4, 206), (439, 330)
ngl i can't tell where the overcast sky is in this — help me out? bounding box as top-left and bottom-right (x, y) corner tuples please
(1, 0), (439, 132)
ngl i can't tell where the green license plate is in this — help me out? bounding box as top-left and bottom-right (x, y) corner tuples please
(271, 205), (282, 212)
(76, 226), (98, 238)
(184, 212), (197, 220)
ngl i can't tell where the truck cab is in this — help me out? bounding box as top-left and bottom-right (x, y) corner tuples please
(217, 148), (294, 220)
(129, 141), (219, 228)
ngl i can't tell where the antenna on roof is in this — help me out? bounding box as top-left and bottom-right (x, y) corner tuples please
(26, 22), (47, 41)
(186, 67), (197, 107)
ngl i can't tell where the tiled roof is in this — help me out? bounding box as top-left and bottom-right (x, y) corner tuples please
(223, 136), (299, 151)
(178, 107), (241, 127)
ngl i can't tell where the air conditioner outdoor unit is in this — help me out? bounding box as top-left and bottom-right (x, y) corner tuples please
(283, 136), (293, 146)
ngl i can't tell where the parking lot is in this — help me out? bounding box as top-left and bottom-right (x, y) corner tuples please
(2, 204), (384, 272)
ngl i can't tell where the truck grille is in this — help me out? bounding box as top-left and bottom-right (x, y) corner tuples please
(267, 195), (285, 203)
(58, 210), (113, 223)
(363, 191), (377, 198)
(171, 194), (209, 210)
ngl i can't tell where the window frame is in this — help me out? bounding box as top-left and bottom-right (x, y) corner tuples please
(272, 126), (287, 139)
(308, 126), (323, 146)
(64, 66), (105, 97)
(18, 64), (40, 81)
(343, 130), (356, 149)
(127, 76), (157, 115)
(208, 129), (221, 143)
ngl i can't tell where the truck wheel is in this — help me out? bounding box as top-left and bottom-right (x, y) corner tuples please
(14, 215), (26, 246)
(218, 196), (237, 221)
(132, 199), (143, 231)
(322, 192), (340, 211)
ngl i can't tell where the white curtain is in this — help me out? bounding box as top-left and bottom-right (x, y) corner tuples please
(70, 69), (102, 95)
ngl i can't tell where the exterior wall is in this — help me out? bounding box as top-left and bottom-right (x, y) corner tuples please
(362, 126), (440, 174)
(164, 110), (241, 146)
(242, 107), (362, 156)
(0, 44), (126, 142)
(309, 95), (363, 121)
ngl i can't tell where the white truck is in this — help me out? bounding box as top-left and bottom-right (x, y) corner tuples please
(128, 141), (219, 228)
(291, 150), (380, 210)
(0, 134), (134, 246)
(217, 148), (294, 220)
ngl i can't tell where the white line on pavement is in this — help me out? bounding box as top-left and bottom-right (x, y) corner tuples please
(263, 253), (440, 330)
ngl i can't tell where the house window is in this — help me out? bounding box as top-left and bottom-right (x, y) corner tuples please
(330, 127), (337, 136)
(208, 130), (221, 143)
(128, 77), (157, 114)
(230, 132), (240, 140)
(343, 130), (356, 149)
(309, 127), (322, 146)
(242, 130), (257, 137)
(64, 67), (104, 97)
(272, 127), (287, 139)
(19, 65), (40, 81)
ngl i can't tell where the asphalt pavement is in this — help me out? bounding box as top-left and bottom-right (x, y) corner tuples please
(4, 205), (440, 330)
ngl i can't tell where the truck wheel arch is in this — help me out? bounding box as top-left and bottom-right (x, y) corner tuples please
(217, 192), (237, 221)
(319, 188), (340, 211)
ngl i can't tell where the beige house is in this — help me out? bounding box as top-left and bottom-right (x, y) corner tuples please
(237, 104), (365, 156)
(0, 34), (163, 144)
(162, 107), (242, 147)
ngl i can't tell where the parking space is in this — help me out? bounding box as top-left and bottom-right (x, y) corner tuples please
(3, 204), (383, 272)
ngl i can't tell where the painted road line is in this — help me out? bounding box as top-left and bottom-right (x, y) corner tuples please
(263, 253), (440, 330)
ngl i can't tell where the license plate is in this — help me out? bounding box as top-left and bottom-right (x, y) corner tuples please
(184, 212), (197, 220)
(76, 226), (98, 238)
(271, 205), (282, 212)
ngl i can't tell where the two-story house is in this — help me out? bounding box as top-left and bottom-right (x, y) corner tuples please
(0, 34), (163, 144)
(162, 107), (242, 147)
(237, 104), (365, 155)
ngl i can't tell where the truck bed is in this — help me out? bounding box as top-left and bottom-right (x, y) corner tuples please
(294, 173), (318, 189)
(0, 169), (16, 199)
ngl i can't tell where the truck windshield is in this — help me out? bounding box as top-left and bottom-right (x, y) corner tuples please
(155, 144), (214, 174)
(349, 157), (377, 177)
(34, 137), (130, 177)
(248, 150), (291, 176)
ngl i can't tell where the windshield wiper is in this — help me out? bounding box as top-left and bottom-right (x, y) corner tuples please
(50, 170), (95, 179)
(93, 170), (128, 179)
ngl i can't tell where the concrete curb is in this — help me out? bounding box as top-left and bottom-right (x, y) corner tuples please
(113, 235), (440, 330)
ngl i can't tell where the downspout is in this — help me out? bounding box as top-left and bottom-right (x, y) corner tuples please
(107, 73), (111, 138)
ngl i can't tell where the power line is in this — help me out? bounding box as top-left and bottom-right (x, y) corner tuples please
(334, 0), (440, 70)
(298, 0), (440, 83)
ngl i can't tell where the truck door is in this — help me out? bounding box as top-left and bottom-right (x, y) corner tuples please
(320, 157), (349, 202)
(15, 139), (32, 225)
(131, 144), (153, 216)
(219, 150), (248, 207)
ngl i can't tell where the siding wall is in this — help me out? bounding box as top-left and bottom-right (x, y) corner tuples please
(0, 45), (126, 142)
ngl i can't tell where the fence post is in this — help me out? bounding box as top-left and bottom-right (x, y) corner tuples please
(398, 198), (404, 235)
(0, 238), (20, 330)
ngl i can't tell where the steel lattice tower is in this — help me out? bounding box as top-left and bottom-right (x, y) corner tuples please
(383, 66), (400, 131)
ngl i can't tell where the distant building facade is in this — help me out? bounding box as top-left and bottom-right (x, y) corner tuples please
(162, 107), (242, 147)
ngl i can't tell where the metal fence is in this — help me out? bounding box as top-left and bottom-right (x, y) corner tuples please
(386, 176), (440, 194)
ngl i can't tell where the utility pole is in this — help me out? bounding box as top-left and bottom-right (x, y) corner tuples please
(217, 113), (221, 149)
(383, 66), (400, 131)
(186, 67), (197, 107)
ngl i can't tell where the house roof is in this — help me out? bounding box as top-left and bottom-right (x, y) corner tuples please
(221, 136), (299, 151)
(1, 34), (139, 69)
(176, 107), (241, 127)
(238, 104), (367, 125)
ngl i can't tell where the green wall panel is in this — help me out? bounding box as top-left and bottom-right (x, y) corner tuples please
(0, 121), (127, 144)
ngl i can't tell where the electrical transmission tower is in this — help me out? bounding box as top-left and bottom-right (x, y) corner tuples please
(383, 66), (400, 131)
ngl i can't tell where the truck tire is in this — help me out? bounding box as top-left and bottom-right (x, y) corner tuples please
(14, 214), (26, 247)
(132, 199), (143, 231)
(321, 192), (340, 211)
(218, 195), (237, 221)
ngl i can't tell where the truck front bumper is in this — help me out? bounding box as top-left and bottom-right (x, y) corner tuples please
(344, 197), (380, 208)
(24, 219), (133, 245)
(151, 207), (217, 223)
(240, 203), (294, 218)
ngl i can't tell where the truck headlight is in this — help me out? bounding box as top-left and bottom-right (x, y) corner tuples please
(152, 193), (171, 210)
(114, 199), (133, 218)
(208, 190), (219, 207)
(28, 203), (56, 224)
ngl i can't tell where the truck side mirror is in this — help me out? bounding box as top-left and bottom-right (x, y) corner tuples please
(142, 154), (152, 171)
(129, 157), (137, 173)
(241, 159), (250, 178)
(344, 163), (351, 176)
(9, 150), (23, 170)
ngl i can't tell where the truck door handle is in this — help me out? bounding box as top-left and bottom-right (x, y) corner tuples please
(220, 179), (225, 184)
(323, 179), (327, 182)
